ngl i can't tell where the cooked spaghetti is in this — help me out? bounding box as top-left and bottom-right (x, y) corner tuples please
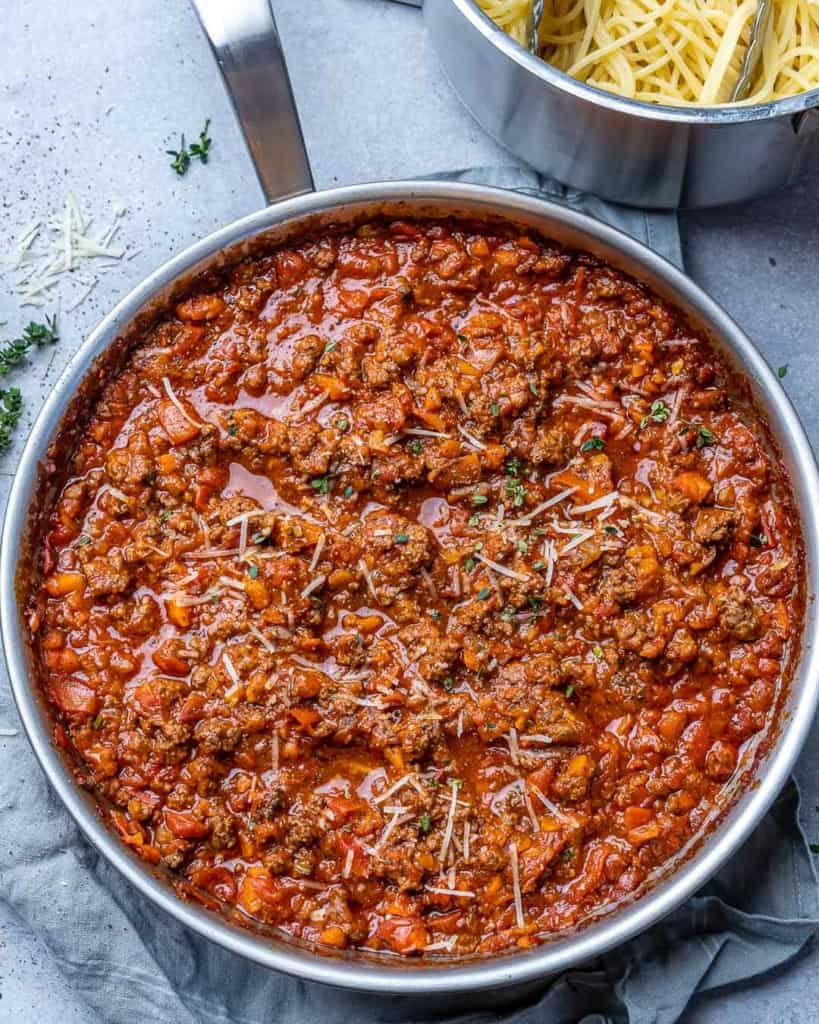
(475, 0), (819, 105)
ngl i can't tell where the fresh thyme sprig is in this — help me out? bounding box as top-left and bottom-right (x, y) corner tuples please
(0, 315), (59, 376)
(0, 388), (24, 455)
(167, 119), (213, 176)
(190, 119), (212, 163)
(167, 138), (190, 176)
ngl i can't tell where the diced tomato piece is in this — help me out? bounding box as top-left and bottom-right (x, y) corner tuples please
(325, 795), (359, 824)
(157, 400), (200, 445)
(190, 865), (237, 903)
(132, 681), (163, 716)
(377, 916), (430, 954)
(624, 806), (653, 830)
(49, 679), (99, 716)
(152, 647), (189, 676)
(336, 834), (370, 878)
(239, 869), (292, 917)
(290, 706), (320, 732)
(172, 324), (205, 356)
(164, 809), (210, 839)
(177, 692), (207, 723)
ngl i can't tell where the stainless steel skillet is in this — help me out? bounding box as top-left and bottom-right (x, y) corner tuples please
(1, 0), (818, 997)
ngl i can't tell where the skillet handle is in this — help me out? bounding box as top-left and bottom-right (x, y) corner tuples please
(190, 0), (314, 203)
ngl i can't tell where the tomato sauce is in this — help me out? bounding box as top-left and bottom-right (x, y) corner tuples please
(28, 219), (802, 956)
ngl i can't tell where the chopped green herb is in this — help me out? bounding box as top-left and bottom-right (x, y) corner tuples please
(419, 813), (432, 833)
(500, 606), (515, 622)
(468, 514), (480, 527)
(0, 387), (24, 455)
(457, 333), (468, 343)
(167, 137), (190, 176)
(477, 587), (491, 600)
(252, 528), (271, 545)
(581, 437), (605, 452)
(464, 556), (476, 573)
(490, 401), (500, 417)
(430, 609), (442, 621)
(505, 457), (521, 477)
(76, 535), (92, 547)
(562, 846), (576, 862)
(343, 485), (354, 499)
(247, 563), (259, 579)
(604, 525), (617, 535)
(505, 477), (526, 507)
(159, 509), (173, 524)
(324, 340), (338, 354)
(409, 439), (422, 455)
(0, 316), (59, 377)
(443, 676), (454, 691)
(640, 399), (670, 429)
(778, 364), (789, 379)
(517, 539), (528, 554)
(92, 713), (104, 730)
(565, 684), (575, 699)
(528, 381), (539, 397)
(167, 119), (213, 175)
(189, 118), (212, 163)
(310, 476), (330, 495)
(695, 426), (715, 449)
(334, 415), (349, 432)
(471, 494), (489, 506)
(394, 533), (409, 545)
(533, 560), (545, 570)
(592, 645), (603, 658)
(749, 533), (768, 548)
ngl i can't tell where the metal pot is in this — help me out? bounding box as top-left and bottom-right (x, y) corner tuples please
(2, 0), (818, 997)
(422, 0), (819, 208)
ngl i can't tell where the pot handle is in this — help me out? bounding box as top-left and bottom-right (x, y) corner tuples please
(190, 0), (314, 203)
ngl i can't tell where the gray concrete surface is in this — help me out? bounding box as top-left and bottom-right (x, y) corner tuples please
(0, 0), (817, 1021)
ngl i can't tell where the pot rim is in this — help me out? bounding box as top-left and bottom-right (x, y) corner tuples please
(455, 0), (819, 124)
(2, 180), (818, 994)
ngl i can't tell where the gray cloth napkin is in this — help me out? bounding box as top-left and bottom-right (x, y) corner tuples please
(0, 168), (816, 1024)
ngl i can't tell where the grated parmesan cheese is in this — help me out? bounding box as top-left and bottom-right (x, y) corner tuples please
(456, 424), (486, 451)
(509, 841), (525, 929)
(5, 193), (133, 309)
(359, 559), (378, 600)
(570, 490), (619, 515)
(403, 427), (452, 439)
(300, 574), (327, 599)
(308, 533), (327, 572)
(426, 886), (476, 898)
(438, 780), (459, 866)
(222, 653), (240, 686)
(509, 486), (577, 525)
(162, 377), (203, 430)
(248, 624), (275, 653)
(475, 552), (530, 582)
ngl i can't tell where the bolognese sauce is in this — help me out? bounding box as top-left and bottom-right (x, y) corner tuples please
(29, 219), (801, 956)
